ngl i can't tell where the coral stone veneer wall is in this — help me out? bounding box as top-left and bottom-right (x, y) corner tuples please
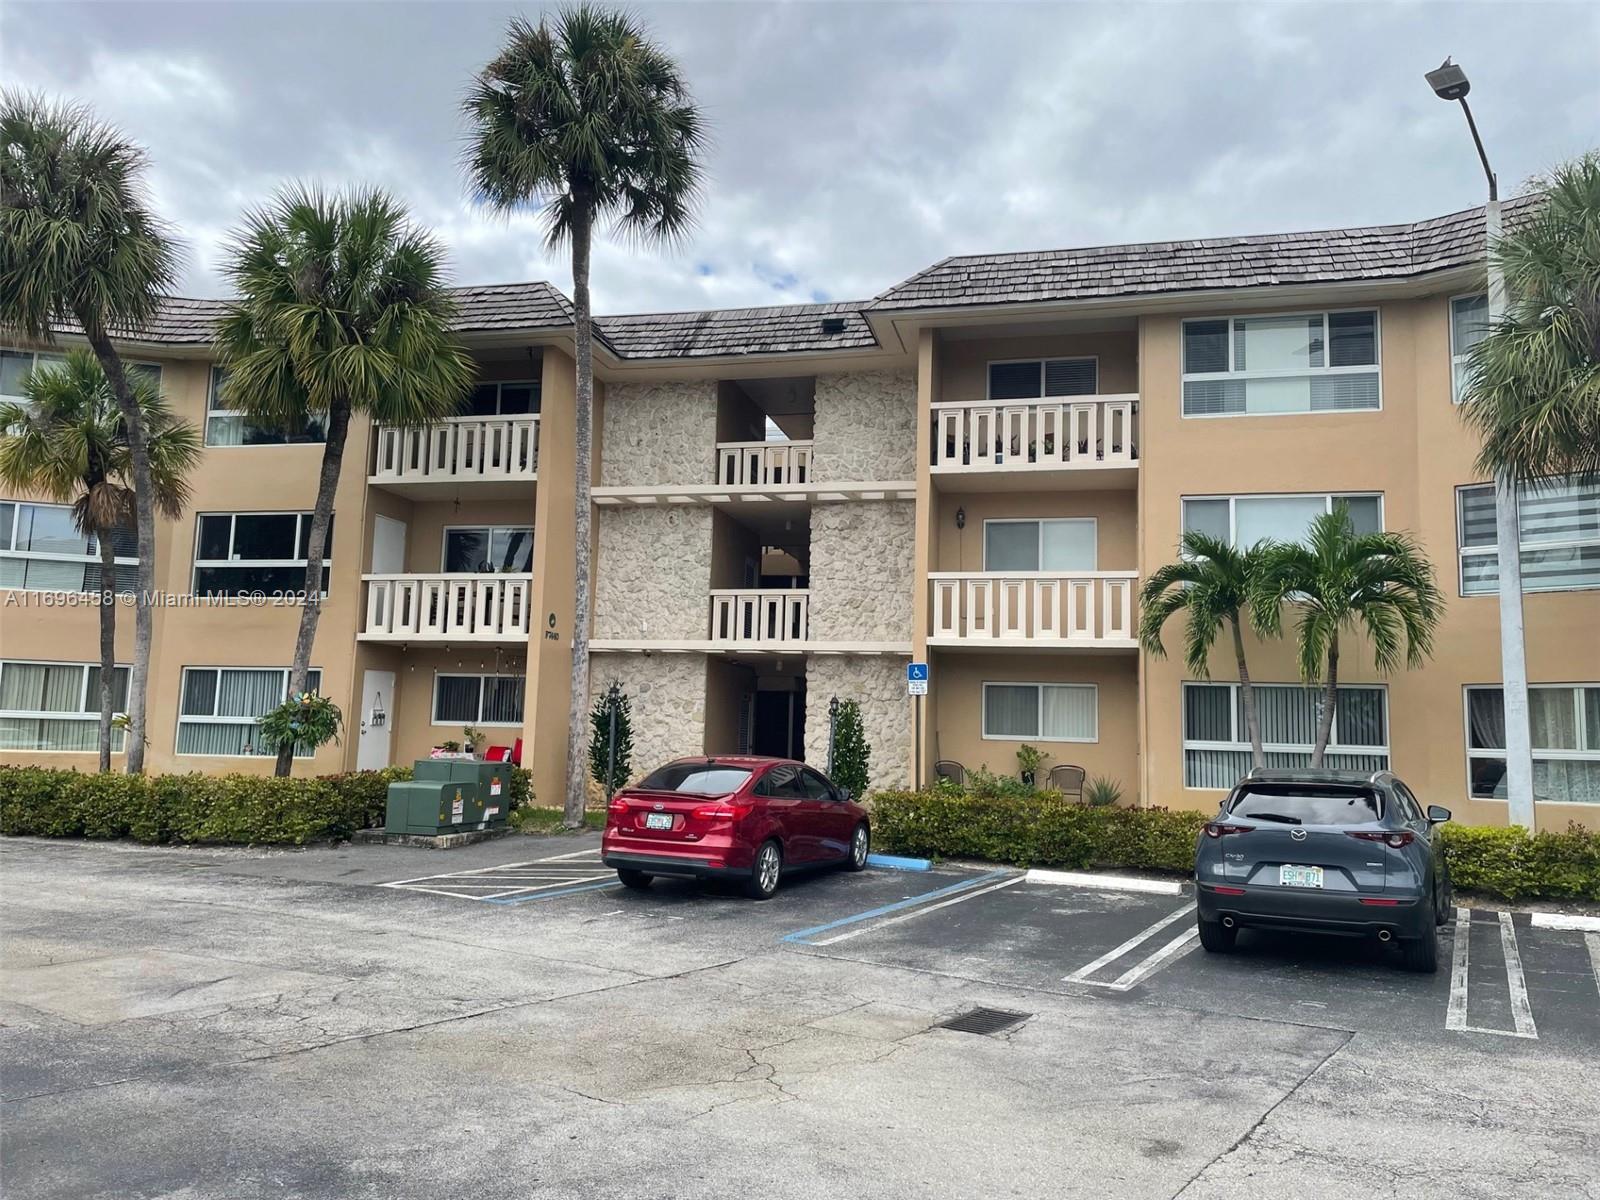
(808, 501), (915, 644)
(599, 381), (717, 486)
(812, 369), (917, 481)
(593, 507), (713, 641)
(590, 653), (707, 781)
(805, 655), (912, 792)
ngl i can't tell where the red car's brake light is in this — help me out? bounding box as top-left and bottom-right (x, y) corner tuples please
(691, 802), (752, 822)
(607, 797), (630, 815)
(1204, 822), (1253, 838)
(1347, 830), (1414, 848)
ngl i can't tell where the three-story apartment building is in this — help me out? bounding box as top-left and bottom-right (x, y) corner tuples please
(3, 200), (1596, 829)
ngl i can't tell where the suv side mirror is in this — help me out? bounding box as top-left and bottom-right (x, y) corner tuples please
(1426, 805), (1451, 824)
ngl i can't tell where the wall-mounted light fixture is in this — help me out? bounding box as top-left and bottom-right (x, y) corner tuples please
(955, 506), (966, 530)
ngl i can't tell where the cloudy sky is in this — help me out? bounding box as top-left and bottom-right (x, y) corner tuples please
(7, 1), (1597, 315)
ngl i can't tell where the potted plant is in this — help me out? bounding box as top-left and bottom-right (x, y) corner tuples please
(1016, 743), (1046, 788)
(462, 725), (486, 756)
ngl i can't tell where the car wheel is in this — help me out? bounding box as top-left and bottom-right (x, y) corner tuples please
(744, 840), (782, 900)
(1435, 867), (1454, 926)
(617, 869), (652, 891)
(1402, 929), (1439, 974)
(845, 822), (870, 872)
(1197, 917), (1236, 953)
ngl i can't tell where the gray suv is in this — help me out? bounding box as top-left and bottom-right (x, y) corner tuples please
(1193, 768), (1453, 973)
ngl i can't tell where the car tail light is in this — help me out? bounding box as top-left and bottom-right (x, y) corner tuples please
(1359, 898), (1401, 906)
(692, 802), (751, 823)
(1212, 885), (1246, 896)
(1204, 822), (1253, 838)
(1347, 830), (1414, 848)
(607, 797), (630, 815)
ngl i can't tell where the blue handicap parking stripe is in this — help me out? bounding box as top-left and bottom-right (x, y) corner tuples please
(866, 853), (932, 872)
(780, 868), (1014, 944)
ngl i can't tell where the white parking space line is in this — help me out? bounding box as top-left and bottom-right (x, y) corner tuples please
(378, 849), (611, 904)
(378, 849), (600, 889)
(1587, 933), (1600, 1000)
(1106, 927), (1200, 989)
(1447, 908), (1539, 1040)
(1063, 903), (1196, 986)
(1530, 912), (1600, 933)
(807, 876), (1026, 947)
(1024, 869), (1184, 896)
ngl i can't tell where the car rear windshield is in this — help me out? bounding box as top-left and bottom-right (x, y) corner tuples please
(1228, 784), (1383, 826)
(635, 764), (753, 795)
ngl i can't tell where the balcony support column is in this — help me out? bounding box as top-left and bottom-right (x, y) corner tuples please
(910, 328), (939, 789)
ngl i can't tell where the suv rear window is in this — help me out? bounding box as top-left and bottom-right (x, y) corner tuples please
(636, 764), (753, 795)
(1228, 784), (1383, 825)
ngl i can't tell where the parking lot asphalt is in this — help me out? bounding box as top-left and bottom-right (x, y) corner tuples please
(3, 833), (1597, 1200)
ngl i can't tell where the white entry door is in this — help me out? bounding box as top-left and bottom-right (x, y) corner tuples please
(356, 669), (396, 770)
(371, 515), (407, 575)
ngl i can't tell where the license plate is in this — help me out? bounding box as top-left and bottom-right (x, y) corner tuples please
(1280, 864), (1324, 888)
(644, 812), (673, 830)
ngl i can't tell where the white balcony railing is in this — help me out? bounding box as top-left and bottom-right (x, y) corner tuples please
(929, 572), (1138, 644)
(372, 415), (539, 484)
(362, 573), (532, 641)
(932, 395), (1138, 472)
(716, 440), (813, 487)
(709, 589), (810, 645)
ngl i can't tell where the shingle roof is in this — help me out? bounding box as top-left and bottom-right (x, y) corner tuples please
(870, 197), (1538, 312)
(594, 300), (876, 359)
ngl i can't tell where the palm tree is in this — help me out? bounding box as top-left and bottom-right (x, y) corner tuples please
(215, 186), (474, 776)
(463, 5), (706, 826)
(1252, 509), (1444, 766)
(0, 350), (200, 770)
(1139, 533), (1273, 768)
(0, 92), (182, 774)
(1460, 152), (1600, 484)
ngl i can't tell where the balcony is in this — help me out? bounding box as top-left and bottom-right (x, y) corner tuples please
(370, 415), (539, 499)
(716, 440), (812, 488)
(929, 571), (1138, 648)
(931, 396), (1138, 491)
(360, 573), (532, 643)
(593, 438), (912, 507)
(709, 589), (810, 648)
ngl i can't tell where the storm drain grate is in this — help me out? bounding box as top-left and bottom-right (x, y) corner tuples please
(934, 1006), (1032, 1036)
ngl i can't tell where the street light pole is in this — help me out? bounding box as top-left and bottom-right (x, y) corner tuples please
(1426, 59), (1535, 830)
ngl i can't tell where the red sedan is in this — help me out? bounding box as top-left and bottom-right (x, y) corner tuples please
(601, 756), (871, 899)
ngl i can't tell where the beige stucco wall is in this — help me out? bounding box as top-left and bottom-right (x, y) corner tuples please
(804, 654), (911, 792)
(811, 369), (917, 482)
(599, 380), (716, 486)
(590, 652), (706, 781)
(938, 331), (1139, 401)
(807, 500), (915, 643)
(592, 506), (713, 641)
(933, 489), (1137, 573)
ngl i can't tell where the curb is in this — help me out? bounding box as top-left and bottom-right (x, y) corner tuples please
(1024, 868), (1184, 896)
(867, 853), (932, 872)
(1529, 912), (1600, 932)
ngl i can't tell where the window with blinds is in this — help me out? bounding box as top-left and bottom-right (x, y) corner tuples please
(1466, 684), (1600, 806)
(0, 501), (138, 593)
(982, 682), (1097, 742)
(0, 660), (129, 752)
(176, 667), (322, 756)
(1456, 476), (1600, 595)
(987, 358), (1098, 401)
(432, 674), (526, 726)
(205, 367), (326, 447)
(1181, 311), (1380, 416)
(1181, 493), (1382, 549)
(1181, 681), (1389, 789)
(1450, 294), (1489, 404)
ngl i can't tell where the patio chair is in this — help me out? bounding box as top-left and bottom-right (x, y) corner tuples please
(934, 760), (966, 787)
(483, 745), (513, 763)
(1047, 764), (1086, 802)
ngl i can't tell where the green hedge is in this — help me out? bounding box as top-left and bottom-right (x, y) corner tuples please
(0, 763), (532, 847)
(869, 789), (1600, 902)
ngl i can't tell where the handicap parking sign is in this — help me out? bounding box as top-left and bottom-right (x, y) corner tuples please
(907, 662), (929, 695)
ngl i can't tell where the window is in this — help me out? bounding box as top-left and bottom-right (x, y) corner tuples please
(755, 764), (803, 798)
(1456, 477), (1600, 595)
(1182, 493), (1382, 549)
(466, 380), (541, 417)
(205, 367), (326, 447)
(192, 512), (332, 596)
(1182, 681), (1389, 788)
(0, 660), (128, 752)
(432, 674), (525, 726)
(982, 682), (1097, 742)
(442, 526), (533, 574)
(1229, 784), (1383, 825)
(1, 501), (137, 593)
(799, 768), (838, 801)
(2, 350), (159, 417)
(987, 358), (1097, 401)
(638, 763), (753, 794)
(1465, 685), (1600, 806)
(177, 666), (321, 756)
(983, 518), (1096, 572)
(1450, 294), (1489, 403)
(1181, 310), (1380, 416)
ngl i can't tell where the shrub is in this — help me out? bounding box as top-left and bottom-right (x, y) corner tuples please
(830, 699), (870, 800)
(1440, 822), (1600, 902)
(588, 682), (634, 796)
(1085, 776), (1122, 808)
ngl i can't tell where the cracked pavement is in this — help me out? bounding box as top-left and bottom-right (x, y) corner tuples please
(1, 835), (1596, 1199)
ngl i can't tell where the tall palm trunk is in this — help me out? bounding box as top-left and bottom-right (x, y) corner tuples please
(96, 530), (117, 774)
(82, 319), (153, 775)
(276, 398), (351, 776)
(1230, 616), (1265, 768)
(1311, 639), (1339, 767)
(562, 199), (595, 829)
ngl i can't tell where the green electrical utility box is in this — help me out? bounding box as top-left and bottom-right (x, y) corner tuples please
(384, 759), (509, 835)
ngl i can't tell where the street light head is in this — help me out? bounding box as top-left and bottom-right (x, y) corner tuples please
(1426, 59), (1471, 101)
